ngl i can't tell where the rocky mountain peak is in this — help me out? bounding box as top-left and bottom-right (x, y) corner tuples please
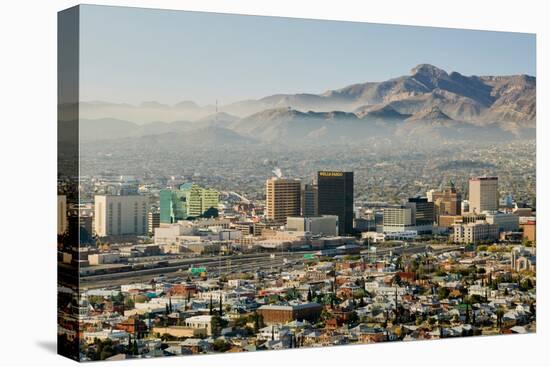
(410, 64), (449, 78)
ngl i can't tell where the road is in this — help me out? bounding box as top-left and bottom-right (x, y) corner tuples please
(78, 243), (463, 290)
(80, 251), (314, 289)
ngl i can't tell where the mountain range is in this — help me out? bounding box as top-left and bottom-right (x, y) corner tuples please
(78, 64), (536, 145)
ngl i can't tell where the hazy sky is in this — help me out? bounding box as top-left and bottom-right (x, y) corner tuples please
(79, 5), (536, 106)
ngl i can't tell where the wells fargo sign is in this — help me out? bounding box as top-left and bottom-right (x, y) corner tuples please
(319, 171), (344, 177)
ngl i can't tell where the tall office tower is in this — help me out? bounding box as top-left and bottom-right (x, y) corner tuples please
(148, 211), (160, 234)
(160, 183), (219, 222)
(408, 197), (435, 233)
(301, 183), (318, 217)
(265, 177), (301, 224)
(184, 183), (220, 218)
(469, 176), (499, 214)
(160, 188), (187, 224)
(57, 195), (68, 235)
(317, 171), (354, 234)
(428, 184), (462, 224)
(94, 194), (149, 237)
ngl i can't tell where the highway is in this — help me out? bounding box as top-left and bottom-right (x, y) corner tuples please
(80, 251), (314, 289)
(78, 243), (463, 290)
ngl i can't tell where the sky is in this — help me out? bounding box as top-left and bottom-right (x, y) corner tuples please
(79, 5), (536, 106)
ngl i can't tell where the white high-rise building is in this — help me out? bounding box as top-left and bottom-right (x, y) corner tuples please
(382, 206), (415, 233)
(94, 195), (149, 237)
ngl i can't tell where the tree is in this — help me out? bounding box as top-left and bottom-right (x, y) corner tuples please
(393, 274), (402, 286)
(348, 311), (359, 325)
(219, 295), (223, 316)
(438, 287), (450, 300)
(93, 338), (117, 360)
(209, 295), (213, 315)
(212, 339), (231, 352)
(132, 339), (138, 355)
(234, 316), (247, 328)
(395, 256), (403, 271)
(286, 286), (299, 301)
(127, 334), (132, 354)
(211, 315), (228, 337)
(520, 278), (534, 291)
(307, 288), (313, 302)
(354, 288), (366, 299)
(394, 288), (399, 323)
(290, 333), (298, 348)
(496, 308), (505, 330)
(315, 291), (324, 304)
(124, 296), (135, 310)
(253, 312), (264, 333)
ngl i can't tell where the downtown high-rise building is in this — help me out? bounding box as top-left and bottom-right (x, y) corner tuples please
(160, 183), (219, 223)
(94, 194), (149, 237)
(184, 183), (220, 218)
(428, 185), (462, 224)
(469, 176), (499, 214)
(317, 171), (354, 234)
(301, 183), (318, 217)
(408, 197), (435, 233)
(382, 205), (415, 233)
(148, 211), (160, 235)
(160, 188), (187, 224)
(265, 177), (302, 224)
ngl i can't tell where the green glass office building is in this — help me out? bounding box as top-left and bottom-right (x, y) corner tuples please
(160, 183), (219, 223)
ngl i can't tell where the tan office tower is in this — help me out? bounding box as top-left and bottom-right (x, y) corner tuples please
(429, 185), (462, 224)
(469, 176), (498, 214)
(265, 178), (301, 224)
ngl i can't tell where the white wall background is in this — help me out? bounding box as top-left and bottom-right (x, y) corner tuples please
(0, 0), (546, 366)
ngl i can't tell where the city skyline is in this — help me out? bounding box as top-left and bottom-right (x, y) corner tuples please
(58, 5), (536, 362)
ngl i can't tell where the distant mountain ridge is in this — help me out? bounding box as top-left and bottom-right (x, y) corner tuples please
(78, 64), (535, 145)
